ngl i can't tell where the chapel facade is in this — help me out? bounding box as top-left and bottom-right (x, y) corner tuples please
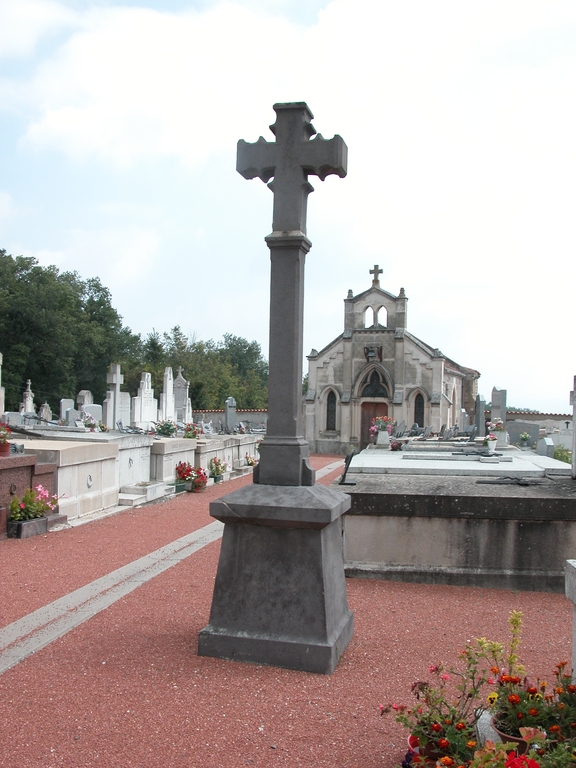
(304, 266), (480, 454)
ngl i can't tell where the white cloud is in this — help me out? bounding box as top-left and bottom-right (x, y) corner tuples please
(0, 0), (78, 58)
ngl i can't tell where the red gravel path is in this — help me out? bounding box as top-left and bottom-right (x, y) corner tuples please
(0, 455), (571, 768)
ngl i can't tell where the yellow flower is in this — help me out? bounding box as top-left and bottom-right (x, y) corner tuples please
(487, 692), (498, 705)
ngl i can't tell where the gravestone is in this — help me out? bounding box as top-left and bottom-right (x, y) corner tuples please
(60, 398), (74, 421)
(537, 436), (555, 458)
(224, 396), (236, 431)
(475, 394), (486, 438)
(38, 402), (52, 422)
(158, 367), (176, 423)
(131, 372), (157, 431)
(83, 404), (102, 423)
(76, 390), (93, 408)
(102, 363), (131, 430)
(198, 102), (353, 674)
(174, 367), (193, 424)
(20, 380), (35, 414)
(491, 387), (507, 427)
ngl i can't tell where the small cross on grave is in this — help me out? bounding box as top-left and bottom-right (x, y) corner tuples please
(198, 103), (354, 674)
(370, 264), (383, 287)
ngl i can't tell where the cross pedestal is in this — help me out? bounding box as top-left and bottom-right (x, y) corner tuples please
(198, 103), (353, 673)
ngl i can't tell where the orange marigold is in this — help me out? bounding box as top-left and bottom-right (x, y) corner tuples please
(549, 725), (561, 733)
(455, 722), (466, 731)
(439, 758), (455, 767)
(528, 708), (539, 716)
(467, 741), (477, 749)
(431, 723), (443, 732)
(438, 738), (450, 750)
(508, 694), (521, 705)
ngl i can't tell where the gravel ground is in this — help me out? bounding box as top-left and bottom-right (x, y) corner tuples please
(0, 455), (571, 768)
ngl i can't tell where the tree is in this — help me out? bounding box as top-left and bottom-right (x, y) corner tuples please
(0, 250), (140, 411)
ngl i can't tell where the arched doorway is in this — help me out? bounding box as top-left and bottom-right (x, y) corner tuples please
(414, 393), (424, 427)
(361, 402), (388, 449)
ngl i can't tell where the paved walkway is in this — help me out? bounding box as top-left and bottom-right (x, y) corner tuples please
(0, 455), (571, 768)
(0, 460), (344, 676)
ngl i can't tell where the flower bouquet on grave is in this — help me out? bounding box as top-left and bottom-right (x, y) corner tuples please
(153, 419), (177, 437)
(209, 457), (227, 478)
(189, 466), (208, 491)
(370, 415), (395, 438)
(484, 433), (497, 446)
(0, 424), (12, 444)
(175, 461), (194, 481)
(391, 440), (403, 452)
(9, 485), (59, 521)
(518, 433), (531, 447)
(183, 423), (201, 439)
(487, 420), (506, 433)
(80, 410), (97, 431)
(245, 453), (258, 467)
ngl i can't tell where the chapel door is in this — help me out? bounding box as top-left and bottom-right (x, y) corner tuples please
(360, 402), (388, 450)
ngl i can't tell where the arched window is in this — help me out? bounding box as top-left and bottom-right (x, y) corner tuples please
(326, 391), (337, 431)
(375, 305), (388, 327)
(360, 370), (389, 398)
(363, 306), (375, 328)
(414, 393), (424, 427)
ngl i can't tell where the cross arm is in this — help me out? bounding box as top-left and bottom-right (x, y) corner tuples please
(237, 137), (278, 183)
(300, 133), (348, 180)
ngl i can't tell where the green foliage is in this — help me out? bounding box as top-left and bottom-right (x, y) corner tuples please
(554, 446), (572, 464)
(9, 485), (58, 520)
(0, 250), (140, 411)
(0, 250), (268, 413)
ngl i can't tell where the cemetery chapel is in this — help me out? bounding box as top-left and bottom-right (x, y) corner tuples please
(304, 265), (480, 453)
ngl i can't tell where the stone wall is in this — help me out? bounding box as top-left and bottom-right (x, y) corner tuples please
(344, 476), (576, 592)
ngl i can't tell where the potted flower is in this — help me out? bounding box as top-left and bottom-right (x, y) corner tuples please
(8, 484), (59, 538)
(0, 423), (12, 456)
(174, 460), (193, 493)
(209, 457), (227, 482)
(484, 433), (497, 453)
(153, 419), (177, 437)
(188, 466), (208, 492)
(381, 638), (497, 766)
(486, 612), (576, 752)
(518, 433), (531, 449)
(370, 416), (396, 447)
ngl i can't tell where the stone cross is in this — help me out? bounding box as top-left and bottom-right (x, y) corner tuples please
(237, 102), (348, 485)
(198, 103), (354, 674)
(370, 264), (382, 287)
(237, 102), (347, 234)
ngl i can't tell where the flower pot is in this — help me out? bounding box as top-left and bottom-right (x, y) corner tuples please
(184, 480), (193, 492)
(490, 718), (528, 754)
(496, 430), (508, 448)
(376, 430), (390, 447)
(0, 443), (10, 456)
(173, 481), (186, 494)
(212, 475), (223, 483)
(407, 735), (442, 763)
(486, 439), (497, 453)
(7, 517), (48, 539)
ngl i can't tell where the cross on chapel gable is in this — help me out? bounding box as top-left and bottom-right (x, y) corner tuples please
(237, 102), (347, 234)
(370, 264), (383, 287)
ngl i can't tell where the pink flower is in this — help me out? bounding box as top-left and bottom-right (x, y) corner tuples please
(429, 664), (439, 673)
(440, 674), (450, 681)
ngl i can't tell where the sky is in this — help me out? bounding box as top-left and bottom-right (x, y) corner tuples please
(1, 0), (575, 414)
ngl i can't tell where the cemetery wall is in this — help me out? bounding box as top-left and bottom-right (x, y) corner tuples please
(194, 410), (268, 431)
